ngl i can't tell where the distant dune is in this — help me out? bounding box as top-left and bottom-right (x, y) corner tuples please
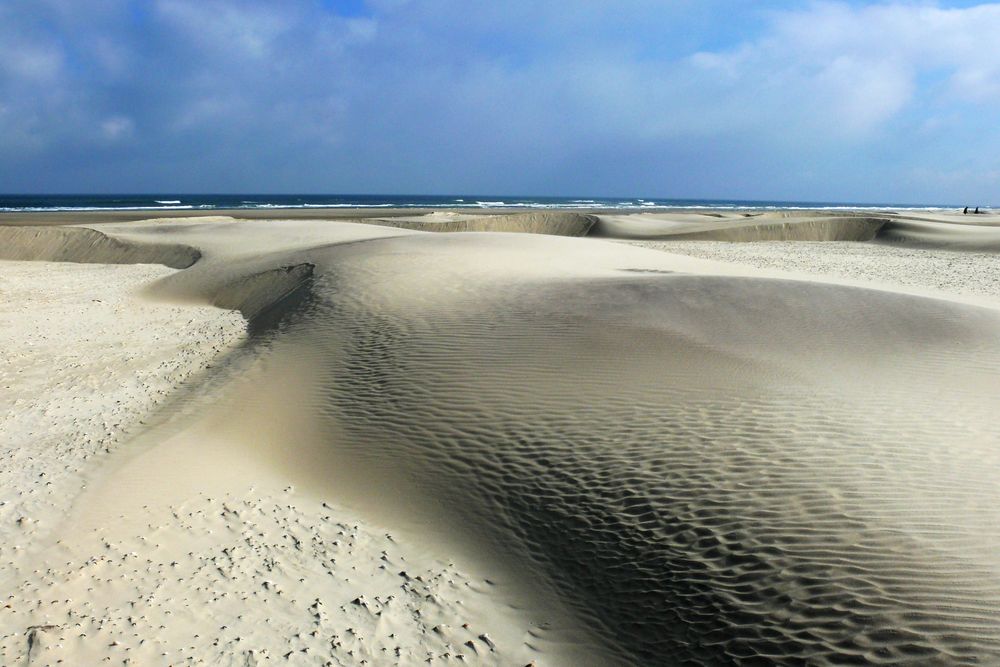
(588, 209), (1000, 249)
(360, 210), (598, 236)
(591, 212), (888, 241)
(0, 224), (200, 268)
(877, 218), (1000, 251)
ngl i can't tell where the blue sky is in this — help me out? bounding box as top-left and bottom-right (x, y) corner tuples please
(2, 1), (999, 203)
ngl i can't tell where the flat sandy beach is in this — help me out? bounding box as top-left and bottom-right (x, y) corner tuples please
(3, 208), (1000, 665)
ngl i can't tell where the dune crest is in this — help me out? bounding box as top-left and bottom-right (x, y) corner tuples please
(363, 210), (597, 236)
(0, 225), (200, 268)
(591, 212), (887, 241)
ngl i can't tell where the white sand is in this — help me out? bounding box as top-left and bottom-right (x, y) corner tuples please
(0, 257), (546, 667)
(627, 240), (1000, 305)
(0, 260), (238, 664)
(4, 212), (1000, 664)
(0, 260), (245, 547)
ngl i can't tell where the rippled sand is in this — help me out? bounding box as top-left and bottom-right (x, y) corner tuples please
(263, 232), (1000, 664)
(3, 213), (1000, 665)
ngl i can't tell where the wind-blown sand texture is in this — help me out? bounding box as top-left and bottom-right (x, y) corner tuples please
(3, 209), (1000, 665)
(628, 240), (1000, 306)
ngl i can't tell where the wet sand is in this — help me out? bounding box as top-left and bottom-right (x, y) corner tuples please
(3, 210), (1000, 665)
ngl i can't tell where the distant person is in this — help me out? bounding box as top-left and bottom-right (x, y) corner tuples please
(964, 206), (969, 214)
(975, 207), (981, 214)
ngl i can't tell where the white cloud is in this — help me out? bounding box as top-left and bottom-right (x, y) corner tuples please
(154, 0), (296, 59)
(684, 2), (1000, 137)
(100, 116), (135, 141)
(1, 43), (63, 82)
(0, 5), (64, 84)
(3, 0), (1000, 201)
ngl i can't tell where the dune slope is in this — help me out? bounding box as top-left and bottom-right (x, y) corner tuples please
(0, 225), (200, 268)
(590, 212), (887, 241)
(363, 210), (597, 236)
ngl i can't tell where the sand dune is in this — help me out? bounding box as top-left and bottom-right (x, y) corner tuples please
(0, 207), (595, 228)
(7, 205), (1000, 250)
(4, 214), (1000, 665)
(877, 218), (1000, 251)
(626, 240), (1000, 309)
(591, 209), (1000, 251)
(591, 212), (887, 241)
(880, 210), (1000, 227)
(361, 210), (597, 236)
(0, 224), (200, 268)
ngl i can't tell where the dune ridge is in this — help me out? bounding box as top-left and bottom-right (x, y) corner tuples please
(589, 209), (1000, 252)
(363, 210), (597, 236)
(208, 263), (316, 322)
(591, 213), (887, 241)
(0, 223), (323, 329)
(0, 225), (201, 268)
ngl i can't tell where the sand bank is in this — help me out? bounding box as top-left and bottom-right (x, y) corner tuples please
(628, 240), (1000, 307)
(591, 211), (887, 241)
(3, 213), (1000, 665)
(588, 209), (1000, 250)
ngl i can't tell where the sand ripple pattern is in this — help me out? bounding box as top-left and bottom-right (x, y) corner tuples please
(283, 259), (1000, 665)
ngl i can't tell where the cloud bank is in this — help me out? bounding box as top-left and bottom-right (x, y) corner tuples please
(1, 0), (999, 203)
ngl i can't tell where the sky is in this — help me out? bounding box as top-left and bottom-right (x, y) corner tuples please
(2, 0), (1000, 204)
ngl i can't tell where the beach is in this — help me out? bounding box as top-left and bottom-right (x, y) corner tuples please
(3, 208), (1000, 665)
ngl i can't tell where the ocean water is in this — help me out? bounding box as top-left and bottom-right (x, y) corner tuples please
(0, 193), (963, 213)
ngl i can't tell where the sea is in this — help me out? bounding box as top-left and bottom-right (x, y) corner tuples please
(0, 194), (964, 213)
